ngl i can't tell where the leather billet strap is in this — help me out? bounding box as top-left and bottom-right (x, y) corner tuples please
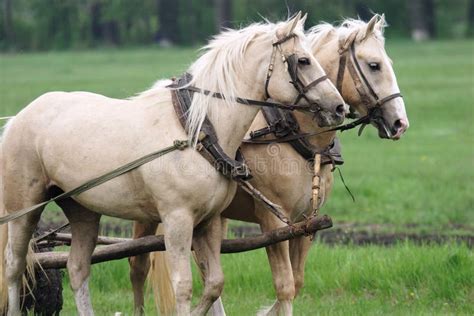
(169, 73), (251, 181)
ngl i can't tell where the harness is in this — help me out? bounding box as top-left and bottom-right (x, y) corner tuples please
(246, 106), (344, 165)
(170, 73), (251, 180)
(0, 32), (334, 227)
(169, 73), (293, 225)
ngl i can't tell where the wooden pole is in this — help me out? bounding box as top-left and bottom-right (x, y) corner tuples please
(311, 154), (322, 215)
(35, 215), (332, 269)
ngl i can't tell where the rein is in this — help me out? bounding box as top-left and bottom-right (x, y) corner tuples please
(176, 85), (319, 113)
(0, 140), (190, 225)
(243, 110), (372, 144)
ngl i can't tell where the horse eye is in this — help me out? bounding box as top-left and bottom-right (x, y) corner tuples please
(368, 62), (380, 71)
(298, 57), (311, 65)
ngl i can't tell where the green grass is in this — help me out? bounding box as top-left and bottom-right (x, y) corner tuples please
(60, 243), (473, 315)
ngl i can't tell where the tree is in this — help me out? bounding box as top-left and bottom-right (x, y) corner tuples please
(468, 0), (474, 37)
(215, 0), (231, 30)
(408, 0), (436, 41)
(157, 0), (180, 44)
(2, 0), (14, 44)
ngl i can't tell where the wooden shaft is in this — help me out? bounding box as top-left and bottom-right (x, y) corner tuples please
(312, 154), (322, 213)
(37, 233), (128, 246)
(35, 215), (332, 269)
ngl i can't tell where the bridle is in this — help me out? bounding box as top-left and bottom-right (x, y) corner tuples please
(264, 33), (330, 113)
(336, 36), (403, 135)
(243, 34), (405, 144)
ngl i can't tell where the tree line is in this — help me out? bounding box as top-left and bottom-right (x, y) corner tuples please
(1, 0), (472, 51)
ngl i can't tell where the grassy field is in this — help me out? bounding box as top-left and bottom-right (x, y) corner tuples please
(60, 243), (474, 315)
(1, 40), (473, 315)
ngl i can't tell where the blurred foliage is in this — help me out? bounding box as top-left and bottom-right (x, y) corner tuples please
(0, 0), (472, 51)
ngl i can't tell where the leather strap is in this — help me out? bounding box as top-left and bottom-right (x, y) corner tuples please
(170, 74), (251, 180)
(169, 83), (321, 113)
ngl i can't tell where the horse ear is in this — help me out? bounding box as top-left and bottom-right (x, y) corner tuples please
(298, 13), (308, 28)
(364, 15), (378, 38)
(277, 11), (302, 38)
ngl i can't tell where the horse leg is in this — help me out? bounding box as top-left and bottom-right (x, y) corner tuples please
(289, 165), (332, 297)
(58, 199), (101, 316)
(3, 167), (45, 316)
(257, 211), (295, 316)
(207, 218), (228, 316)
(289, 236), (313, 297)
(5, 211), (42, 316)
(191, 215), (225, 316)
(129, 221), (158, 315)
(161, 209), (194, 316)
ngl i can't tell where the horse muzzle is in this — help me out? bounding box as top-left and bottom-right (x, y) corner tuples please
(314, 104), (346, 127)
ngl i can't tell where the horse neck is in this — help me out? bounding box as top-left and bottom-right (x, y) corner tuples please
(202, 68), (266, 155)
(210, 99), (261, 154)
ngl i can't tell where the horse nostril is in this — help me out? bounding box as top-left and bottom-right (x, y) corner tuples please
(394, 119), (407, 131)
(335, 104), (345, 117)
(394, 119), (402, 130)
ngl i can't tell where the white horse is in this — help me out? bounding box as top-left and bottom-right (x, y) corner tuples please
(136, 14), (409, 316)
(0, 13), (346, 316)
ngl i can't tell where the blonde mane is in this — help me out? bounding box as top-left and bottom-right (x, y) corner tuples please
(185, 23), (273, 144)
(307, 14), (387, 48)
(134, 19), (306, 145)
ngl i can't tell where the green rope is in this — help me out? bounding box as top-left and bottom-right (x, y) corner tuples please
(0, 140), (189, 225)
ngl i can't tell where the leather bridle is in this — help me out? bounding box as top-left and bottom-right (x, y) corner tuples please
(264, 33), (330, 113)
(336, 38), (402, 135)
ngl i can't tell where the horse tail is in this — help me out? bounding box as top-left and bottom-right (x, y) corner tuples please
(0, 141), (36, 314)
(0, 203), (8, 312)
(149, 224), (175, 315)
(0, 142), (9, 312)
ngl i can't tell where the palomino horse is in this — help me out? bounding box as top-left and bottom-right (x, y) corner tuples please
(0, 13), (346, 316)
(134, 14), (409, 315)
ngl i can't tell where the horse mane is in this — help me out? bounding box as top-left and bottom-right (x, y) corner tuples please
(134, 18), (305, 145)
(307, 14), (387, 48)
(185, 23), (275, 144)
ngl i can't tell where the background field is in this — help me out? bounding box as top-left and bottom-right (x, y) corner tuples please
(1, 39), (473, 314)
